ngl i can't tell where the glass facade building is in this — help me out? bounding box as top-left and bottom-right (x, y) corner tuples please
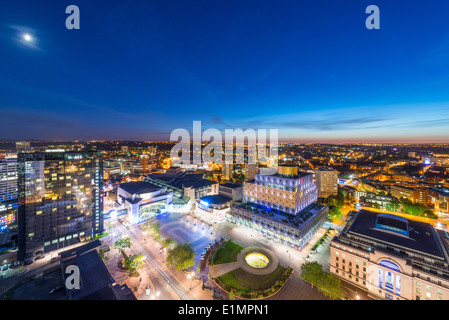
(0, 156), (18, 230)
(17, 152), (103, 259)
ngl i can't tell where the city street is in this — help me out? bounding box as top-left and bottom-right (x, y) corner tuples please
(104, 218), (212, 300)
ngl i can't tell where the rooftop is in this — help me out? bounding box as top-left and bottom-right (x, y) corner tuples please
(199, 194), (232, 206)
(220, 182), (242, 189)
(346, 210), (445, 259)
(119, 181), (163, 195)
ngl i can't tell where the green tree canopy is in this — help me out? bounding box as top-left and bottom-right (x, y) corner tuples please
(162, 238), (178, 249)
(166, 242), (196, 271)
(114, 237), (131, 253)
(300, 262), (344, 300)
(124, 253), (145, 273)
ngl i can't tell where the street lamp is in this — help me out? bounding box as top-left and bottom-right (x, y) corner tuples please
(188, 271), (195, 290)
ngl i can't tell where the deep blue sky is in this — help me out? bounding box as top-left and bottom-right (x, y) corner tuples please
(1, 0), (449, 143)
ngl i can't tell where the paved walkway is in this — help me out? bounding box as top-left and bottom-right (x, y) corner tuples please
(208, 262), (240, 278)
(267, 274), (331, 300)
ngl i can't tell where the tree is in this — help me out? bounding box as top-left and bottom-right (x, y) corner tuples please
(300, 262), (344, 299)
(162, 238), (178, 249)
(229, 289), (235, 300)
(114, 237), (131, 255)
(386, 201), (401, 212)
(166, 242), (196, 271)
(300, 261), (323, 287)
(143, 221), (161, 238)
(124, 254), (145, 274)
(328, 205), (342, 221)
(400, 198), (437, 218)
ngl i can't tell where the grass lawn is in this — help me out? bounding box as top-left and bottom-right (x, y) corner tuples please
(219, 265), (286, 292)
(210, 241), (243, 265)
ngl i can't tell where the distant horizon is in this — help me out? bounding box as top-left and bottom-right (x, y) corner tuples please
(1, 137), (448, 145)
(1, 1), (449, 143)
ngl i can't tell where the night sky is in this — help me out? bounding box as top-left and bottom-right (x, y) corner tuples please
(1, 0), (449, 143)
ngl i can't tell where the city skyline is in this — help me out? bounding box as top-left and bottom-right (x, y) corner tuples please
(1, 1), (449, 143)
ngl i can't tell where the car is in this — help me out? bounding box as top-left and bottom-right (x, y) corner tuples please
(1, 265), (8, 271)
(49, 286), (63, 294)
(13, 261), (22, 266)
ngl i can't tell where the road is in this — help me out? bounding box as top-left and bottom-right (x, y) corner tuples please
(110, 220), (196, 300)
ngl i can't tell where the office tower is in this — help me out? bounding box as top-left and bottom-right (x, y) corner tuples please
(17, 152), (103, 259)
(315, 167), (339, 198)
(222, 163), (233, 180)
(16, 141), (31, 152)
(139, 154), (149, 174)
(244, 162), (258, 181)
(0, 156), (18, 230)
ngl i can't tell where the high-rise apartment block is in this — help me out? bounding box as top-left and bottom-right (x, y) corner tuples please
(315, 167), (339, 198)
(222, 163), (233, 180)
(17, 152), (104, 259)
(0, 156), (18, 230)
(244, 162), (259, 181)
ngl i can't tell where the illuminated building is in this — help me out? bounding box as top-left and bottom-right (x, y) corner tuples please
(144, 169), (218, 213)
(139, 154), (149, 174)
(330, 210), (449, 300)
(243, 165), (317, 215)
(315, 167), (339, 198)
(103, 165), (121, 179)
(429, 188), (449, 215)
(391, 185), (431, 205)
(422, 157), (449, 166)
(360, 193), (401, 212)
(229, 165), (327, 250)
(17, 152), (104, 259)
(244, 163), (258, 181)
(0, 156), (17, 230)
(16, 141), (31, 152)
(222, 163), (233, 180)
(195, 194), (232, 224)
(117, 182), (173, 224)
(219, 182), (242, 205)
(148, 146), (157, 156)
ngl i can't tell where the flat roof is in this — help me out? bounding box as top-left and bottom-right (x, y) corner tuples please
(119, 182), (162, 195)
(347, 210), (445, 259)
(220, 182), (242, 189)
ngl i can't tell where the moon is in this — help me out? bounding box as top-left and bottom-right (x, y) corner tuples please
(22, 33), (33, 42)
